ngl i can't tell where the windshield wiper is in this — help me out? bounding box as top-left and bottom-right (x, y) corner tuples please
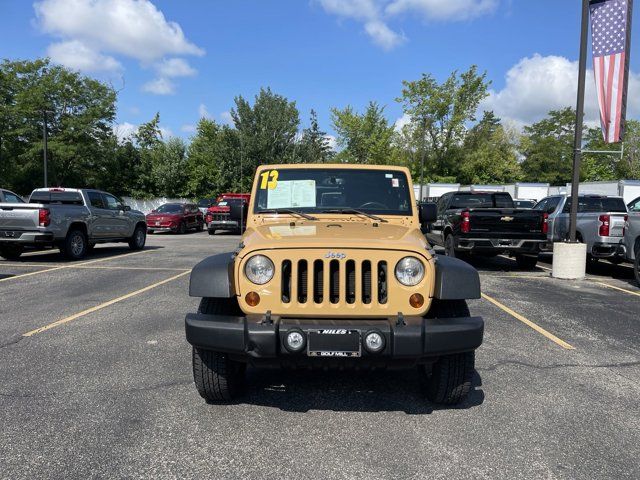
(259, 208), (318, 220)
(321, 208), (388, 223)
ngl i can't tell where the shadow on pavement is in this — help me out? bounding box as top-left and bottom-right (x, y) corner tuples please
(230, 368), (484, 414)
(1, 245), (163, 265)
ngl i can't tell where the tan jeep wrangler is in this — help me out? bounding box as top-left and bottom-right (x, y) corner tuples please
(186, 164), (483, 405)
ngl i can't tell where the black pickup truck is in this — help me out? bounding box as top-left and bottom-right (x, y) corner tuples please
(425, 191), (548, 269)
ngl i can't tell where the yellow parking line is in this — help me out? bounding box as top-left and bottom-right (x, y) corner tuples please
(593, 281), (640, 297)
(481, 293), (575, 350)
(0, 249), (155, 283)
(22, 270), (190, 337)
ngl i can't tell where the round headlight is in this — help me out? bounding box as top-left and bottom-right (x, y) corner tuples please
(244, 255), (275, 285)
(395, 256), (425, 286)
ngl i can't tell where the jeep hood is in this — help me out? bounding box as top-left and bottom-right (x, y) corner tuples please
(241, 221), (429, 254)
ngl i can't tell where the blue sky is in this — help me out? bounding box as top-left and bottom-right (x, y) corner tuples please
(2, 0), (640, 142)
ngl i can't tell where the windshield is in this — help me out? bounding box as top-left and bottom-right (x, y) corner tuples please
(450, 193), (514, 209)
(253, 168), (413, 216)
(156, 204), (183, 214)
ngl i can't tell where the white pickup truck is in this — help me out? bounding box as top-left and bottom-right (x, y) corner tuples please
(0, 188), (147, 260)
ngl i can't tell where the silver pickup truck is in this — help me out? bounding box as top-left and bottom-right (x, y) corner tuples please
(533, 194), (628, 262)
(622, 196), (640, 284)
(0, 188), (147, 260)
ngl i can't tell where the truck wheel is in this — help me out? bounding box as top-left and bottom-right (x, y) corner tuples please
(0, 245), (24, 260)
(515, 254), (538, 270)
(128, 225), (146, 250)
(634, 254), (640, 287)
(423, 299), (475, 405)
(61, 229), (88, 260)
(192, 348), (245, 402)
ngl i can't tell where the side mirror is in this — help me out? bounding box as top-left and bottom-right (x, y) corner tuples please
(123, 205), (131, 212)
(419, 202), (437, 224)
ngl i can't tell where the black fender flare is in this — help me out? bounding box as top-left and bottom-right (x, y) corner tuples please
(433, 255), (481, 300)
(189, 252), (236, 298)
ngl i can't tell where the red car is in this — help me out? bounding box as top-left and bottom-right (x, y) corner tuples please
(205, 193), (250, 235)
(146, 203), (204, 234)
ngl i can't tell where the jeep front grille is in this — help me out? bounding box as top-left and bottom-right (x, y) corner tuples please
(281, 258), (388, 306)
(210, 213), (230, 222)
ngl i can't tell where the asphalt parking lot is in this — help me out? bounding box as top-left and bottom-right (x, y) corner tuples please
(1, 233), (639, 479)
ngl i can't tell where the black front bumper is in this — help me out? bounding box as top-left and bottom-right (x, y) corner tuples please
(185, 313), (483, 364)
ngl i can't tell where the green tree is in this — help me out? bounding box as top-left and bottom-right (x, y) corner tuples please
(520, 108), (578, 185)
(132, 113), (163, 196)
(231, 87), (300, 177)
(185, 118), (242, 198)
(582, 120), (640, 180)
(298, 109), (334, 163)
(331, 102), (396, 164)
(397, 66), (489, 179)
(150, 137), (189, 197)
(0, 58), (116, 194)
(458, 111), (522, 184)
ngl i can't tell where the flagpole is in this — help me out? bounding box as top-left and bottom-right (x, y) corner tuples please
(569, 0), (590, 243)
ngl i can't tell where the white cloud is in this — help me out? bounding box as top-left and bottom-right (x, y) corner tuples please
(317, 0), (494, 50)
(156, 58), (197, 78)
(47, 39), (122, 73)
(364, 20), (405, 50)
(181, 124), (196, 133)
(199, 103), (211, 119)
(394, 113), (411, 132)
(325, 134), (338, 151)
(220, 111), (234, 125)
(142, 77), (175, 95)
(482, 54), (640, 129)
(34, 0), (204, 63)
(114, 122), (138, 142)
(35, 0), (203, 93)
(386, 0), (498, 21)
(159, 126), (173, 138)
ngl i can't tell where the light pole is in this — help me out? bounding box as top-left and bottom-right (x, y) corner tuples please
(43, 109), (49, 188)
(568, 0), (590, 243)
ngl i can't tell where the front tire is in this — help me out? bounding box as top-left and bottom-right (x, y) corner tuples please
(422, 299), (476, 405)
(61, 229), (88, 260)
(192, 297), (245, 401)
(178, 221), (186, 235)
(0, 245), (24, 260)
(128, 225), (146, 250)
(634, 253), (640, 287)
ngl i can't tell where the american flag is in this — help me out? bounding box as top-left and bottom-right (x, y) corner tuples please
(590, 0), (633, 143)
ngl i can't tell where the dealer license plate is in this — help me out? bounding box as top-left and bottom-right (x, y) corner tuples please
(307, 329), (361, 357)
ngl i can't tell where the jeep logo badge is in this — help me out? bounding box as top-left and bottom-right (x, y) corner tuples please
(325, 252), (346, 259)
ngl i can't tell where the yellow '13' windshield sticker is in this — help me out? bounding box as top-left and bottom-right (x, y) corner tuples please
(259, 170), (279, 189)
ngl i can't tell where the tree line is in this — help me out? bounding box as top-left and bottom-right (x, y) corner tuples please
(1, 58), (639, 199)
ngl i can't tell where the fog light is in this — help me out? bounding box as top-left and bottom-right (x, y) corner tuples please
(364, 331), (385, 354)
(409, 293), (424, 308)
(245, 291), (260, 307)
(285, 330), (306, 352)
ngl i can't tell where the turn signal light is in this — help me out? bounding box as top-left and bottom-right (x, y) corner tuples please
(598, 214), (610, 237)
(460, 210), (471, 233)
(38, 208), (50, 227)
(409, 293), (424, 308)
(245, 291), (260, 307)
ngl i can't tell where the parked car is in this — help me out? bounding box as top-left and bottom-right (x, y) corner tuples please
(622, 207), (640, 285)
(534, 194), (628, 263)
(0, 188), (25, 203)
(425, 191), (548, 269)
(205, 193), (250, 235)
(185, 163), (483, 405)
(197, 198), (216, 216)
(0, 188), (146, 260)
(146, 203), (204, 234)
(513, 199), (537, 209)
